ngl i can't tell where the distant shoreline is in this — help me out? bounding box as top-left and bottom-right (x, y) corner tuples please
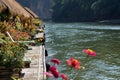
(44, 19), (120, 25)
(98, 19), (120, 24)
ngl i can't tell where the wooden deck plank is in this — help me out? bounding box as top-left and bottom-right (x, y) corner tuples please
(21, 46), (46, 80)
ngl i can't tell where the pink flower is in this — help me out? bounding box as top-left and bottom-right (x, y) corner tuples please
(60, 73), (68, 80)
(51, 58), (60, 65)
(66, 57), (81, 69)
(44, 72), (53, 77)
(82, 49), (96, 57)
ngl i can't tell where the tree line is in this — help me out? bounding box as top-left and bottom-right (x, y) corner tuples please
(52, 0), (120, 22)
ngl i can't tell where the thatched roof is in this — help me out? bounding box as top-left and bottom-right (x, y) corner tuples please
(0, 0), (37, 18)
(24, 7), (39, 18)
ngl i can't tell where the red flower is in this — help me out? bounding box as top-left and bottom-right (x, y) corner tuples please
(52, 70), (59, 78)
(82, 49), (96, 57)
(49, 66), (57, 72)
(66, 57), (81, 69)
(60, 73), (68, 80)
(51, 58), (60, 65)
(49, 66), (59, 78)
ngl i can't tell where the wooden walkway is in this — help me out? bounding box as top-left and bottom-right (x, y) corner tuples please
(21, 46), (46, 80)
(18, 25), (46, 80)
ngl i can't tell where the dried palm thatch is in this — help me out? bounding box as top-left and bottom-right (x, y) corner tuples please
(0, 0), (36, 18)
(24, 7), (39, 18)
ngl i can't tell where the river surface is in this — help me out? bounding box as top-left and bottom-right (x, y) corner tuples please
(44, 22), (120, 80)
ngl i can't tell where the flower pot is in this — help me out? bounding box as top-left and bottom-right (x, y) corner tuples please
(24, 61), (31, 68)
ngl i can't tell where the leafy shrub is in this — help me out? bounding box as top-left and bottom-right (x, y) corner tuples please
(0, 42), (26, 68)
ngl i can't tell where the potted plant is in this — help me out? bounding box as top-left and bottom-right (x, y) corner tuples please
(0, 42), (26, 79)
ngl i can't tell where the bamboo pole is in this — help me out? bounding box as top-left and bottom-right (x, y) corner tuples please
(6, 31), (35, 43)
(6, 31), (15, 42)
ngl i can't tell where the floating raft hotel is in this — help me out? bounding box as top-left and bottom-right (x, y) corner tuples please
(0, 0), (46, 80)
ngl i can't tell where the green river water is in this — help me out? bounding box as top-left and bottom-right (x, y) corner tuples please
(44, 22), (120, 80)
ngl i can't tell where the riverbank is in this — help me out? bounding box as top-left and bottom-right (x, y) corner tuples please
(44, 19), (120, 25)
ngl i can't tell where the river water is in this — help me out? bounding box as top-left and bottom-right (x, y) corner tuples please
(44, 22), (120, 80)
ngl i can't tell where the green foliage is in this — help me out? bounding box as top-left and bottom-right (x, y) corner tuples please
(11, 77), (21, 80)
(52, 0), (120, 22)
(91, 0), (120, 19)
(0, 22), (11, 33)
(0, 42), (26, 68)
(0, 32), (10, 44)
(32, 19), (43, 26)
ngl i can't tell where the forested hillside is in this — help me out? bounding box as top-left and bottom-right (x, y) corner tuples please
(52, 0), (120, 22)
(17, 0), (120, 22)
